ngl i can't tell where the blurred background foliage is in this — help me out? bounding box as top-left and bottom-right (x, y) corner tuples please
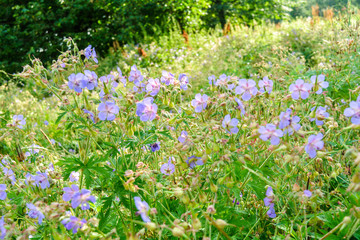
(0, 0), (359, 77)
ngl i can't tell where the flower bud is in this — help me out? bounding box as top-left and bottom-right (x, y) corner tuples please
(172, 227), (185, 237)
(146, 222), (157, 231)
(210, 183), (218, 193)
(207, 205), (216, 214)
(215, 219), (228, 229)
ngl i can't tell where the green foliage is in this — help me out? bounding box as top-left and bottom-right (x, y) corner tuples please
(0, 0), (296, 77)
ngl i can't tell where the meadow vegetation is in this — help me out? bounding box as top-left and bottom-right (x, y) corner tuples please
(0, 10), (360, 239)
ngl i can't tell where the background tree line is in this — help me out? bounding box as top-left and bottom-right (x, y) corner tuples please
(0, 0), (358, 75)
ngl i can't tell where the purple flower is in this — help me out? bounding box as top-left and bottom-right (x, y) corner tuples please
(129, 65), (144, 86)
(179, 73), (189, 90)
(289, 79), (312, 100)
(3, 168), (16, 185)
(0, 216), (5, 239)
(83, 109), (95, 123)
(63, 184), (80, 202)
(283, 115), (301, 135)
(178, 131), (189, 143)
(12, 115), (26, 129)
(26, 203), (45, 225)
(267, 203), (276, 218)
(215, 74), (228, 86)
(208, 75), (216, 85)
(258, 124), (283, 145)
(134, 197), (151, 223)
(0, 184), (6, 200)
(82, 70), (98, 90)
(35, 171), (50, 189)
(186, 156), (204, 169)
(344, 96), (360, 125)
(71, 189), (96, 210)
(258, 76), (273, 94)
(310, 106), (329, 126)
(99, 74), (118, 88)
(191, 94), (208, 113)
(146, 78), (161, 96)
(44, 120), (49, 126)
(62, 216), (87, 234)
(69, 171), (80, 182)
(68, 73), (87, 93)
(98, 102), (119, 121)
(112, 67), (127, 87)
(25, 173), (36, 186)
(305, 133), (324, 158)
(311, 74), (328, 94)
(160, 70), (175, 85)
(136, 97), (158, 122)
(150, 142), (160, 152)
(222, 115), (239, 134)
(84, 45), (98, 63)
(235, 98), (246, 115)
(304, 190), (312, 197)
(160, 157), (175, 175)
(235, 79), (258, 101)
(263, 186), (274, 206)
(278, 108), (292, 129)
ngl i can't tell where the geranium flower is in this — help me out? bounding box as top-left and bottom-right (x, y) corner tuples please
(136, 97), (158, 122)
(305, 133), (324, 158)
(289, 79), (312, 100)
(235, 79), (258, 101)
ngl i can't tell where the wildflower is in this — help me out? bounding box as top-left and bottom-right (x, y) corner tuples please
(47, 163), (54, 172)
(68, 73), (87, 93)
(35, 171), (50, 189)
(289, 79), (312, 100)
(149, 142), (160, 152)
(160, 157), (175, 175)
(311, 74), (328, 94)
(179, 73), (189, 90)
(63, 185), (80, 202)
(50, 139), (56, 145)
(305, 133), (324, 158)
(263, 186), (274, 206)
(99, 74), (118, 88)
(258, 76), (273, 94)
(111, 67), (127, 87)
(235, 98), (246, 115)
(191, 94), (208, 112)
(71, 189), (96, 210)
(83, 109), (95, 123)
(222, 115), (239, 134)
(304, 190), (312, 197)
(278, 109), (292, 129)
(146, 78), (161, 96)
(0, 184), (6, 200)
(134, 197), (151, 222)
(310, 106), (329, 126)
(178, 131), (189, 143)
(136, 97), (158, 122)
(215, 74), (228, 86)
(344, 96), (360, 125)
(61, 215), (87, 234)
(235, 79), (258, 101)
(26, 203), (45, 225)
(3, 168), (16, 185)
(12, 115), (26, 129)
(283, 115), (301, 135)
(208, 75), (216, 85)
(98, 101), (119, 121)
(186, 156), (204, 169)
(129, 65), (144, 86)
(160, 70), (175, 85)
(44, 120), (49, 126)
(26, 144), (40, 156)
(0, 216), (5, 239)
(267, 203), (276, 218)
(69, 171), (80, 182)
(82, 70), (98, 90)
(258, 124), (283, 145)
(84, 45), (98, 63)
(25, 173), (36, 186)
